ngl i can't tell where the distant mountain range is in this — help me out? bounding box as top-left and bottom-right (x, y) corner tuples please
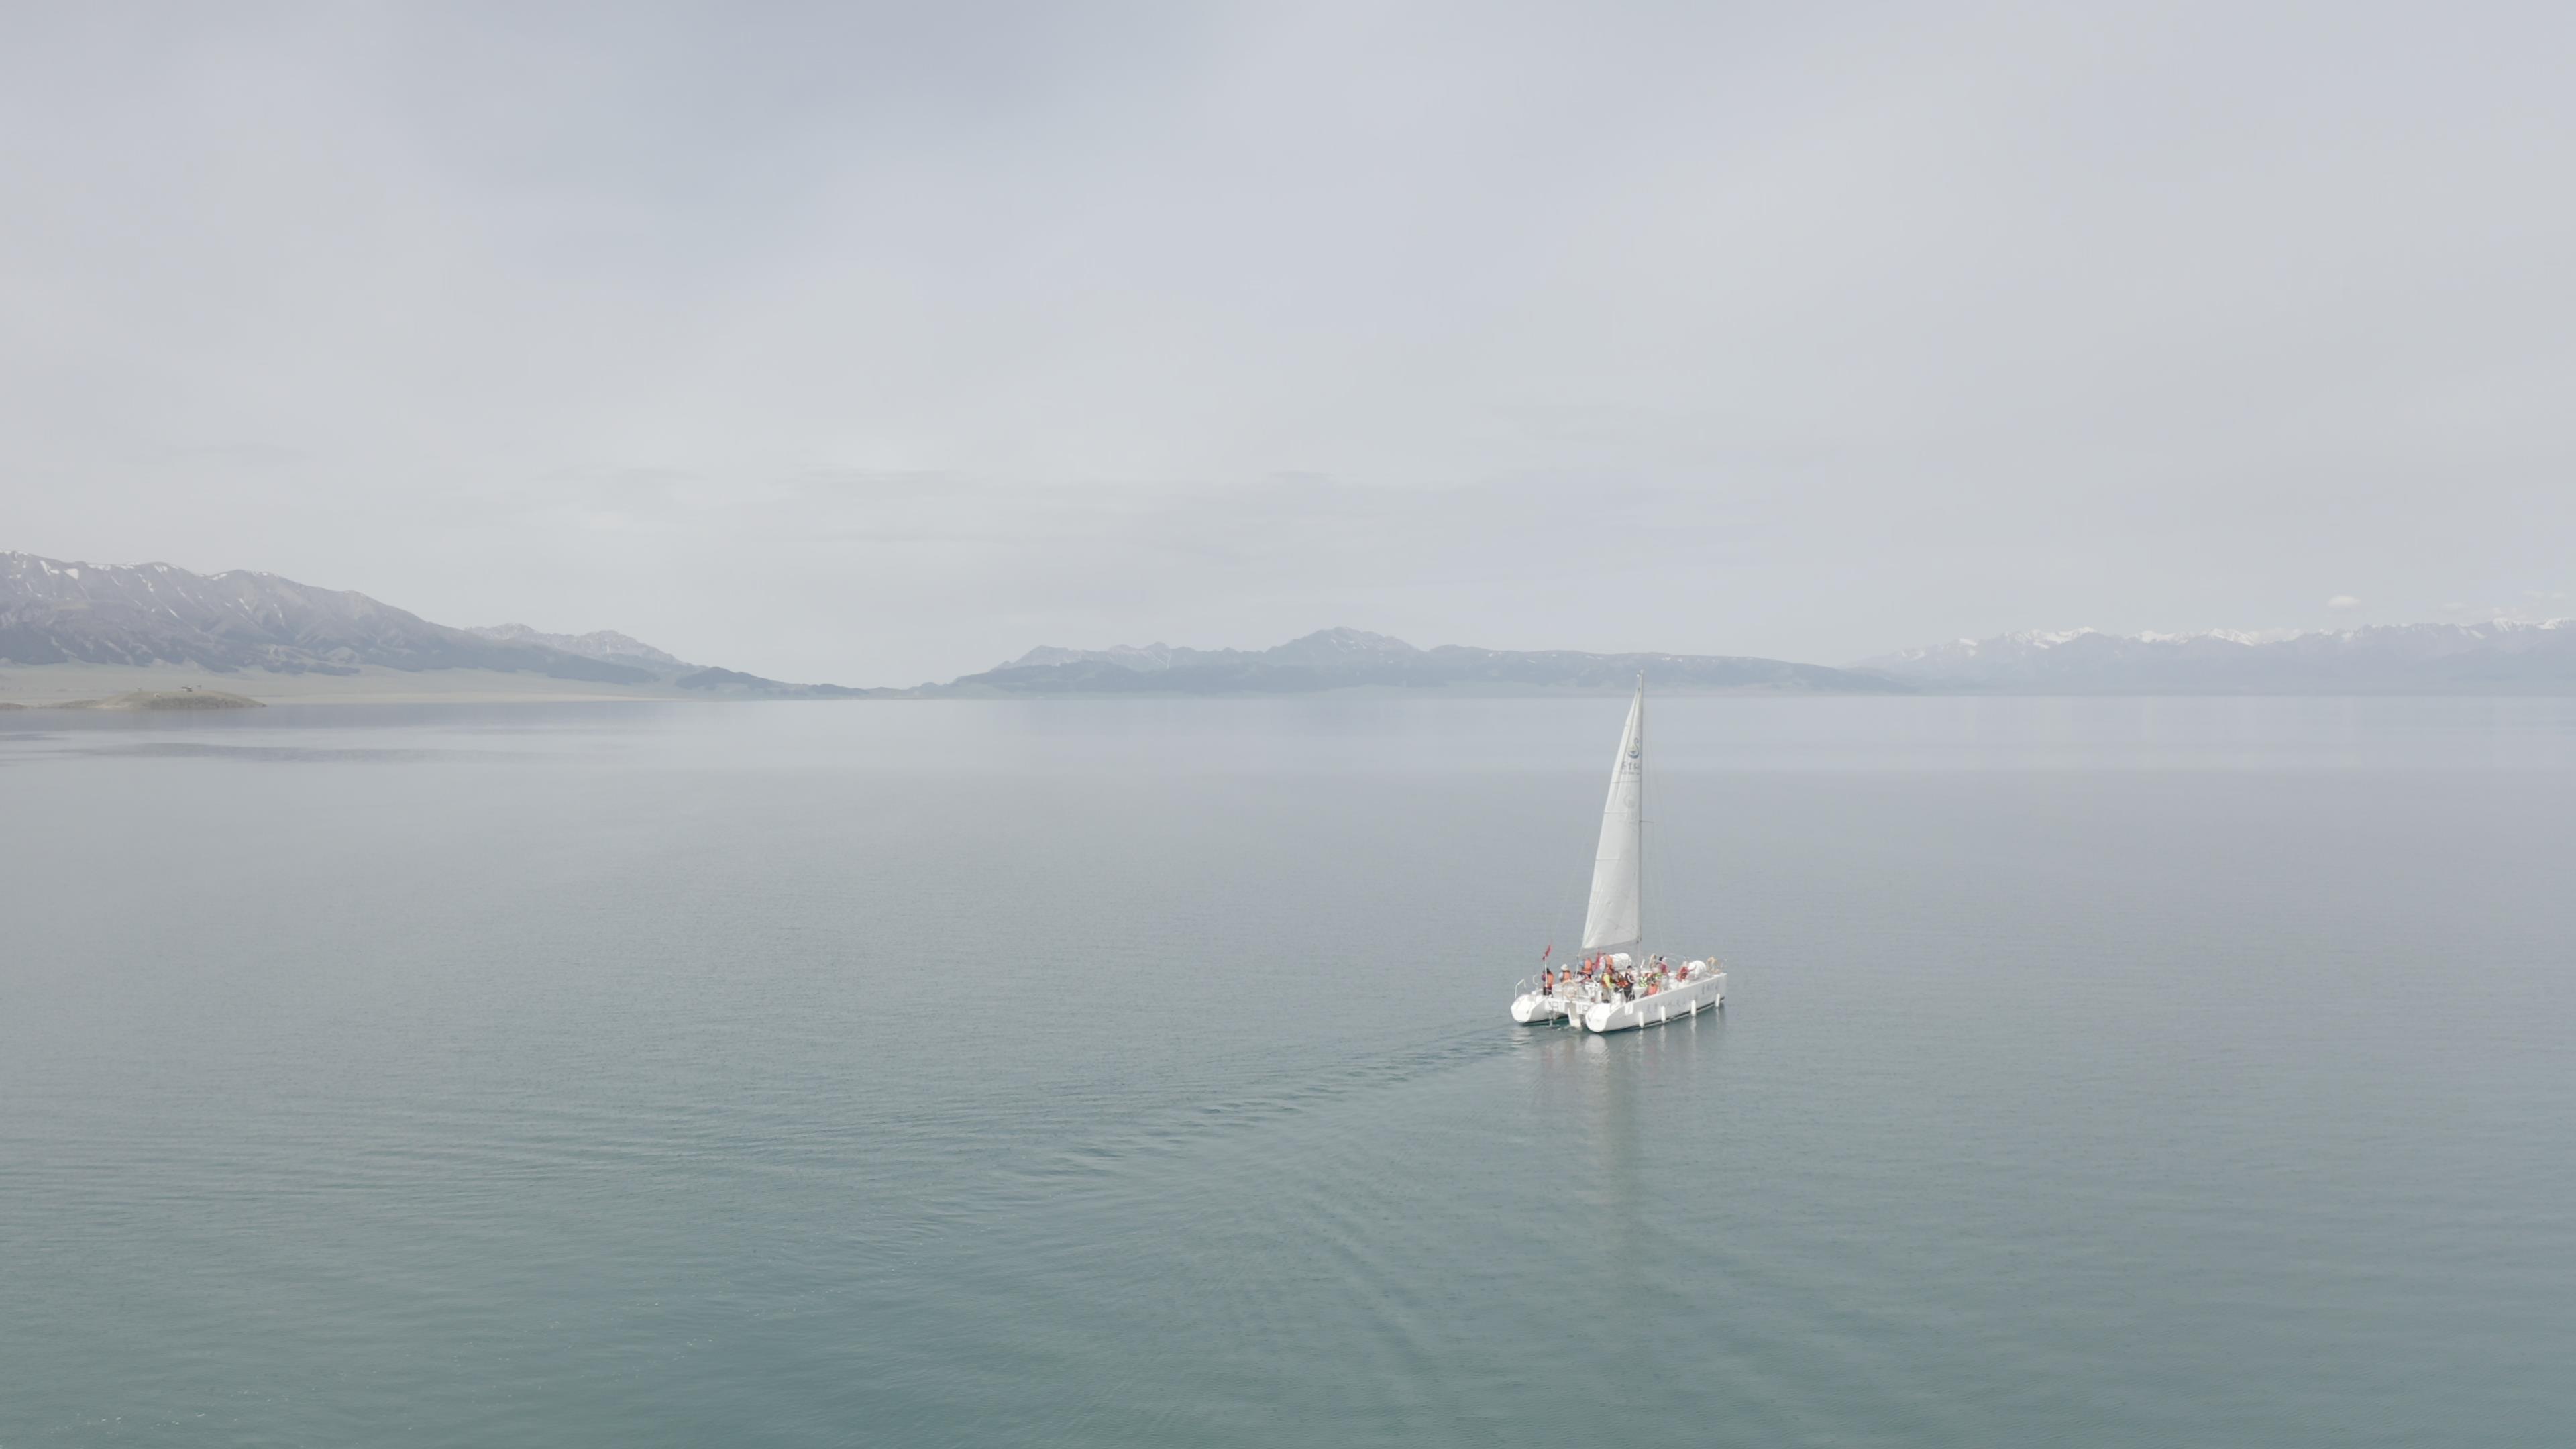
(951, 627), (1892, 694)
(11, 549), (2575, 698)
(0, 553), (1894, 697)
(1862, 621), (2576, 692)
(0, 551), (846, 696)
(464, 622), (699, 674)
(1, 552), (659, 683)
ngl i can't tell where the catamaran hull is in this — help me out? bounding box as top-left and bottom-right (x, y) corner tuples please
(1578, 972), (1723, 1032)
(1509, 991), (1570, 1024)
(1512, 971), (1725, 1032)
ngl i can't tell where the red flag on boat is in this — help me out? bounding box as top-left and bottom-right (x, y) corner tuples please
(1540, 944), (1552, 961)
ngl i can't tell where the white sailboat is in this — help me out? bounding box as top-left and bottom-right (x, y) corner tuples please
(1509, 677), (1725, 1032)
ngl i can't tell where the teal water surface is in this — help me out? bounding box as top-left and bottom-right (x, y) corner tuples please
(3, 696), (2571, 1446)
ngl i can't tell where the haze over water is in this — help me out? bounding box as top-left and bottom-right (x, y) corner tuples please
(5, 696), (2571, 1446)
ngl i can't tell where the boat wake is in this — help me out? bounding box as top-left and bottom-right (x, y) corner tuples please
(996, 1022), (1515, 1195)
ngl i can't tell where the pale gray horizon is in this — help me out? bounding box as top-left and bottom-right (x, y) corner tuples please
(5, 3), (2571, 684)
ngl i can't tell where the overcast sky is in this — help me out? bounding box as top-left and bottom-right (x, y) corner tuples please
(5, 3), (2571, 682)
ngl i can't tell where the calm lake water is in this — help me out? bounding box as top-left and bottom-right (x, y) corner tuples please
(4, 696), (2572, 1447)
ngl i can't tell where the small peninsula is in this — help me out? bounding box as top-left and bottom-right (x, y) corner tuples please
(51, 690), (265, 711)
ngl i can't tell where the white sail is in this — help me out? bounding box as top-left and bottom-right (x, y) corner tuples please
(1580, 681), (1644, 954)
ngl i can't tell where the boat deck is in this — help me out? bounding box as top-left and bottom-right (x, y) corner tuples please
(1511, 965), (1725, 1033)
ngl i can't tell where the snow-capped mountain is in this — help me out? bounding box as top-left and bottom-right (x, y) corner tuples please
(1, 551), (659, 682)
(1863, 620), (2576, 692)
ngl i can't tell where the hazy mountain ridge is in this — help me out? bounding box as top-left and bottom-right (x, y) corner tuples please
(19, 548), (2574, 698)
(955, 627), (1897, 694)
(468, 622), (698, 672)
(1866, 620), (2576, 692)
(2, 552), (656, 683)
(999, 641), (1208, 672)
(670, 666), (887, 700)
